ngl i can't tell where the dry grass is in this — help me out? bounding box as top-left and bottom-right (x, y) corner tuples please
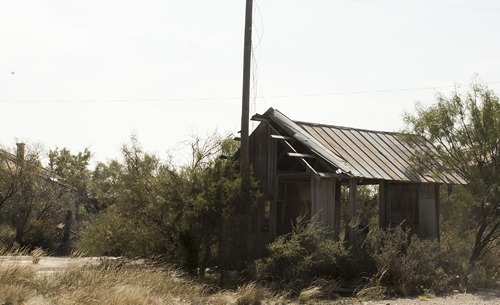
(2, 259), (497, 305)
(0, 245), (31, 256)
(0, 259), (296, 304)
(355, 285), (387, 300)
(0, 263), (36, 305)
(0, 259), (286, 305)
(0, 261), (213, 305)
(31, 247), (45, 264)
(41, 265), (210, 304)
(297, 286), (323, 304)
(235, 282), (266, 305)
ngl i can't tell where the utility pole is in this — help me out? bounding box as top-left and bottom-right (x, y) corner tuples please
(237, 0), (253, 269)
(240, 0), (253, 178)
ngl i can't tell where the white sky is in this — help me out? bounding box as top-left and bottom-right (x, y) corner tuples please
(1, 0), (499, 165)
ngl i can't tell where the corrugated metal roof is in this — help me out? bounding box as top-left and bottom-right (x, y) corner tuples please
(262, 108), (466, 184)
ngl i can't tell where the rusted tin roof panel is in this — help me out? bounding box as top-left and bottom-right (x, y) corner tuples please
(261, 108), (466, 184)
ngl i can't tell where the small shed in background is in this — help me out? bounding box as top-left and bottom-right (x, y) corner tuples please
(246, 108), (465, 259)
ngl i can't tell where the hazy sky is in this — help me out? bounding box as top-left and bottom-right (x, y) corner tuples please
(1, 0), (499, 164)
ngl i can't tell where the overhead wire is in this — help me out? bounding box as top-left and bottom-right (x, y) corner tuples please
(2, 82), (500, 104)
(3, 2), (498, 105)
(348, 0), (500, 11)
(250, 0), (265, 131)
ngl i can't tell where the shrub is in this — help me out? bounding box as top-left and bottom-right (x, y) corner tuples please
(256, 215), (349, 288)
(362, 224), (442, 295)
(31, 247), (45, 265)
(235, 282), (268, 305)
(438, 224), (500, 292)
(0, 223), (15, 250)
(298, 286), (323, 304)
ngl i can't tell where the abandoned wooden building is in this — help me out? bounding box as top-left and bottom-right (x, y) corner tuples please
(246, 108), (465, 258)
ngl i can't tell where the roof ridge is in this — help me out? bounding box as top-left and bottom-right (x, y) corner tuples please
(293, 120), (400, 135)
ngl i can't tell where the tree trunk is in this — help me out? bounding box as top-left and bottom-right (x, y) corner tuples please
(15, 211), (27, 245)
(469, 202), (488, 264)
(62, 210), (72, 255)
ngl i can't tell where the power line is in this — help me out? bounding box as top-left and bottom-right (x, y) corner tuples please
(267, 83), (500, 98)
(349, 0), (500, 11)
(1, 82), (499, 103)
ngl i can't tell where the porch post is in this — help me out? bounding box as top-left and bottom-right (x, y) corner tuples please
(379, 180), (387, 228)
(349, 178), (358, 249)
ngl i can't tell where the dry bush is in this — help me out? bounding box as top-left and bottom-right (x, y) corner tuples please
(0, 264), (36, 304)
(0, 284), (33, 305)
(36, 264), (208, 304)
(0, 263), (36, 285)
(0, 259), (294, 304)
(355, 285), (387, 300)
(256, 215), (349, 287)
(0, 223), (16, 249)
(0, 244), (31, 256)
(31, 247), (46, 264)
(235, 282), (266, 305)
(298, 286), (323, 304)
(233, 281), (289, 305)
(362, 225), (442, 296)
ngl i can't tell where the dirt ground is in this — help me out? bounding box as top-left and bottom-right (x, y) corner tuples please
(354, 289), (500, 305)
(0, 255), (101, 275)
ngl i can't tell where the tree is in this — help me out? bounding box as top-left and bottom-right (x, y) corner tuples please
(48, 148), (91, 195)
(78, 133), (257, 271)
(403, 81), (500, 264)
(0, 144), (74, 251)
(0, 145), (29, 210)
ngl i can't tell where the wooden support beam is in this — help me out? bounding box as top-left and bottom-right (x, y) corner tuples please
(271, 134), (293, 140)
(287, 152), (316, 158)
(349, 178), (358, 250)
(281, 140), (318, 175)
(334, 182), (341, 235)
(435, 184), (440, 242)
(379, 180), (387, 228)
(251, 114), (269, 121)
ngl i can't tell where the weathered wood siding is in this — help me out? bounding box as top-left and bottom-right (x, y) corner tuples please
(418, 183), (439, 239)
(249, 122), (277, 199)
(248, 122), (278, 259)
(311, 177), (338, 231)
(276, 180), (311, 235)
(382, 182), (440, 239)
(386, 183), (419, 232)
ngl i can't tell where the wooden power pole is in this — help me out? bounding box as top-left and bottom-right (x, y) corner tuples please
(237, 0), (253, 268)
(240, 0), (253, 178)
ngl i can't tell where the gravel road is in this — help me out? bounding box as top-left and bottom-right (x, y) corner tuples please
(0, 255), (101, 275)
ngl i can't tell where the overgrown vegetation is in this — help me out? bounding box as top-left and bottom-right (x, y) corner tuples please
(403, 80), (500, 264)
(77, 134), (258, 272)
(256, 215), (349, 291)
(1, 81), (499, 302)
(361, 225), (442, 295)
(0, 145), (84, 254)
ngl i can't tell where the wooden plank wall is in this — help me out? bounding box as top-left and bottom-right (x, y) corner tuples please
(383, 182), (440, 239)
(311, 177), (337, 231)
(249, 122), (277, 199)
(418, 183), (439, 239)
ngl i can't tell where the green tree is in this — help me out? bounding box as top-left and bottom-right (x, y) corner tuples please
(80, 136), (172, 256)
(403, 81), (500, 264)
(0, 144), (75, 252)
(48, 148), (91, 195)
(174, 133), (246, 272)
(78, 134), (254, 272)
(0, 145), (30, 210)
